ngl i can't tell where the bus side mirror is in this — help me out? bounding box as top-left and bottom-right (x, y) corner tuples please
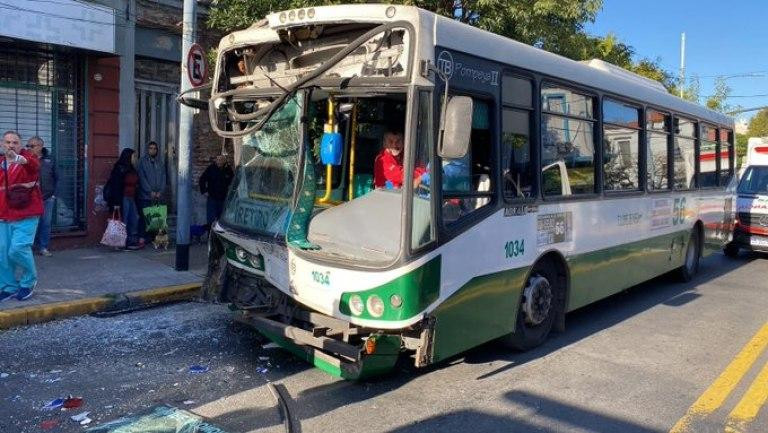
(439, 96), (473, 159)
(320, 132), (343, 165)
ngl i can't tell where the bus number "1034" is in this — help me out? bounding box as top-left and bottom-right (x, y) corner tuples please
(504, 239), (525, 258)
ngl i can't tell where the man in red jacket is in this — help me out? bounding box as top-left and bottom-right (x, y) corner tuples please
(0, 130), (43, 302)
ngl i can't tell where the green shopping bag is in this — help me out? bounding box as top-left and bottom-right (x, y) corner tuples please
(143, 204), (168, 233)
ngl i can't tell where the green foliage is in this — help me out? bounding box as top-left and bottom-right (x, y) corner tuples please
(736, 133), (748, 166)
(748, 109), (768, 137)
(704, 77), (733, 113)
(208, 0), (603, 57)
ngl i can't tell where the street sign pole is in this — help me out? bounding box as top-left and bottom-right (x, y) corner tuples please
(176, 0), (197, 271)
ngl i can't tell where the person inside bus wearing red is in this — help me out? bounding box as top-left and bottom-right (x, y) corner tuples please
(374, 131), (425, 189)
(0, 130), (43, 302)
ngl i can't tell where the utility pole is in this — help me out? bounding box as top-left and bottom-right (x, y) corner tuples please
(176, 0), (196, 271)
(679, 32), (686, 98)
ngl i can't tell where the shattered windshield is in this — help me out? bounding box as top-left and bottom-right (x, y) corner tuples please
(220, 95), (303, 237)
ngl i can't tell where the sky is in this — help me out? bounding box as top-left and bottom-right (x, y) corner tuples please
(586, 0), (768, 123)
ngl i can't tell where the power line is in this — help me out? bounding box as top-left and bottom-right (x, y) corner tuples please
(711, 94), (768, 99)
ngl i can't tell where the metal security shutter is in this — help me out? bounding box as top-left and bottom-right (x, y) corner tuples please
(0, 43), (85, 230)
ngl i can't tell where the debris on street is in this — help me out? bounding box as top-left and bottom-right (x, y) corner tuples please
(188, 365), (210, 374)
(72, 411), (93, 425)
(63, 396), (84, 409)
(40, 419), (59, 430)
(41, 398), (65, 411)
(85, 405), (228, 433)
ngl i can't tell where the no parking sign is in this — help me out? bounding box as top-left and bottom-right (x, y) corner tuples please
(186, 43), (207, 87)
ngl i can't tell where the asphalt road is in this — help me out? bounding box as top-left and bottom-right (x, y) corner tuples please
(1, 251), (767, 433)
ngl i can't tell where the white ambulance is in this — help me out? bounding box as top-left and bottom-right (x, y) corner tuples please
(727, 137), (768, 256)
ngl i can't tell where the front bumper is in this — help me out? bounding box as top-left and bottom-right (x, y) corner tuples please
(732, 229), (768, 252)
(236, 310), (402, 380)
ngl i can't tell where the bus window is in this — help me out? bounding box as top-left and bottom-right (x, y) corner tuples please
(440, 98), (494, 225)
(720, 129), (734, 186)
(673, 116), (696, 190)
(647, 109), (670, 190)
(501, 75), (533, 199)
(541, 84), (596, 197)
(699, 123), (718, 188)
(603, 99), (640, 191)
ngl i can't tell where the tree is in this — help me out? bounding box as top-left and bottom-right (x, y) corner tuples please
(704, 76), (734, 114)
(208, 0), (603, 59)
(748, 109), (768, 137)
(736, 133), (748, 166)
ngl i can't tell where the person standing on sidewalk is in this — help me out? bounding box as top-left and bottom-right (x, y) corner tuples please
(28, 137), (58, 257)
(0, 130), (43, 302)
(199, 155), (233, 230)
(137, 141), (166, 242)
(105, 148), (142, 249)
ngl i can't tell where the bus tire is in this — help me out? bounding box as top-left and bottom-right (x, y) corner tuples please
(723, 242), (740, 258)
(677, 228), (701, 282)
(504, 261), (559, 351)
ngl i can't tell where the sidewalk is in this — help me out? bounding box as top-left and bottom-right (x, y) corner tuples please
(0, 243), (210, 327)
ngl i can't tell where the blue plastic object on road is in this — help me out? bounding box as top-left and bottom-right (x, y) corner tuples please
(188, 365), (209, 374)
(41, 398), (64, 410)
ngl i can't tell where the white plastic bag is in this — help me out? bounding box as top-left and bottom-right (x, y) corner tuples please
(100, 209), (127, 248)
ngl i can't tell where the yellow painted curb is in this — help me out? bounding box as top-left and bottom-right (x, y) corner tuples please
(0, 282), (201, 330)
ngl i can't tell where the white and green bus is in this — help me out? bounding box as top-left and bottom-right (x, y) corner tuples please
(192, 5), (735, 379)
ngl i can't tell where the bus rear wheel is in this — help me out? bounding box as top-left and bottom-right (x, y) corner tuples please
(677, 229), (701, 282)
(504, 262), (559, 351)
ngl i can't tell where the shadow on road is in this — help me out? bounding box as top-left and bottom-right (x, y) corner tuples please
(385, 389), (660, 433)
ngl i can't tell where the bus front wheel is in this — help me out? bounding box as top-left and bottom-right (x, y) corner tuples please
(504, 261), (560, 351)
(677, 229), (701, 282)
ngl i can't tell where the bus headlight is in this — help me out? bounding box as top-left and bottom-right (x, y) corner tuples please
(235, 247), (248, 262)
(366, 295), (385, 318)
(390, 294), (403, 308)
(248, 255), (262, 269)
(349, 295), (364, 316)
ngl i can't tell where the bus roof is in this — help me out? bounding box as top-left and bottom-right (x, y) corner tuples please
(240, 4), (733, 128)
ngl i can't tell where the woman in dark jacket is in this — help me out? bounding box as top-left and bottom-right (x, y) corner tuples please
(104, 149), (143, 249)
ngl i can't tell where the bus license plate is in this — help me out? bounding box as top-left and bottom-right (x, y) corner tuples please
(750, 237), (768, 247)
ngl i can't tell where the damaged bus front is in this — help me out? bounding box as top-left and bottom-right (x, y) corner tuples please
(193, 6), (459, 379)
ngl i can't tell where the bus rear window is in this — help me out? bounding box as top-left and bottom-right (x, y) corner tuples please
(737, 166), (768, 195)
